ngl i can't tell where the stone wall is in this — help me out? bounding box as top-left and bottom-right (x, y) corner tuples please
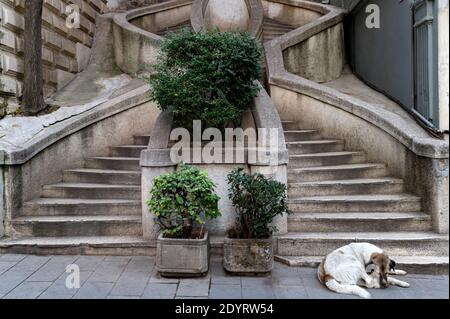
(0, 0), (108, 112)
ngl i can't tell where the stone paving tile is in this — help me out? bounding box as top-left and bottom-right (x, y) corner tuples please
(87, 259), (129, 283)
(148, 268), (180, 284)
(209, 284), (242, 299)
(26, 256), (78, 282)
(107, 295), (140, 299)
(241, 276), (273, 287)
(273, 285), (308, 299)
(109, 270), (152, 296)
(177, 278), (211, 297)
(3, 281), (52, 299)
(142, 283), (178, 299)
(242, 284), (276, 299)
(103, 256), (133, 262)
(73, 256), (105, 272)
(0, 261), (17, 276)
(38, 271), (92, 299)
(11, 255), (50, 273)
(73, 282), (115, 299)
(0, 270), (33, 295)
(210, 260), (241, 285)
(0, 254), (27, 262)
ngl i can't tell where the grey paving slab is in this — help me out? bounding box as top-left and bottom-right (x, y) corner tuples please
(26, 256), (78, 282)
(107, 295), (140, 299)
(210, 260), (241, 285)
(73, 282), (114, 299)
(241, 276), (273, 287)
(87, 260), (129, 283)
(142, 283), (178, 299)
(0, 254), (27, 262)
(242, 284), (276, 299)
(148, 268), (180, 284)
(273, 285), (308, 299)
(0, 261), (17, 276)
(38, 271), (92, 299)
(103, 256), (133, 262)
(11, 255), (50, 272)
(3, 281), (52, 299)
(177, 278), (211, 297)
(109, 270), (152, 296)
(271, 266), (304, 286)
(0, 270), (33, 295)
(210, 284), (242, 299)
(73, 256), (105, 272)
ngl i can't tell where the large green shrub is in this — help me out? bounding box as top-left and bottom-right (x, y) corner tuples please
(147, 164), (221, 238)
(149, 29), (262, 129)
(227, 168), (291, 239)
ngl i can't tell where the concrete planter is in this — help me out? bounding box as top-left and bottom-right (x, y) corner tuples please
(156, 231), (210, 277)
(223, 237), (274, 275)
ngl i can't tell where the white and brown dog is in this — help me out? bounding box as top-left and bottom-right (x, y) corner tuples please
(318, 243), (410, 299)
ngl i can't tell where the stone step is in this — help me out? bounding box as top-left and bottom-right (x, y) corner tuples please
(0, 236), (156, 256)
(288, 178), (405, 196)
(263, 22), (295, 31)
(133, 134), (151, 146)
(282, 121), (300, 131)
(12, 215), (142, 237)
(110, 145), (147, 157)
(288, 163), (387, 183)
(287, 212), (431, 232)
(284, 130), (321, 142)
(276, 232), (449, 257)
(85, 157), (140, 170)
(22, 198), (141, 216)
(42, 183), (141, 200)
(274, 255), (449, 275)
(288, 151), (366, 168)
(287, 140), (345, 154)
(289, 194), (422, 213)
(63, 168), (141, 185)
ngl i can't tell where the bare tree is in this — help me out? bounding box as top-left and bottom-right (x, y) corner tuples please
(23, 0), (46, 115)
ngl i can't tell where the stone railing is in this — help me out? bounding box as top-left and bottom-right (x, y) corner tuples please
(264, 0), (449, 233)
(112, 0), (193, 75)
(191, 0), (264, 40)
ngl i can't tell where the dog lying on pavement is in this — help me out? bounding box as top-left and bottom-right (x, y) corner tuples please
(318, 243), (410, 299)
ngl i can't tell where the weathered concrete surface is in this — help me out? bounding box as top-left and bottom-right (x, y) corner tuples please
(283, 23), (345, 83)
(204, 0), (250, 32)
(156, 232), (209, 277)
(223, 237), (274, 274)
(261, 0), (322, 27)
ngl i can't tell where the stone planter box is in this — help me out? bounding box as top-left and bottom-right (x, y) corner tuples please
(156, 231), (210, 277)
(223, 237), (274, 275)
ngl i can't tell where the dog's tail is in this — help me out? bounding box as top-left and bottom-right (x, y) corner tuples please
(325, 278), (372, 299)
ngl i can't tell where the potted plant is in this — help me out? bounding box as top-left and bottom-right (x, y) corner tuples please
(224, 168), (290, 275)
(147, 164), (221, 277)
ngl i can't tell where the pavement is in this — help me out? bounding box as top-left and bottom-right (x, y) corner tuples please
(0, 254), (448, 299)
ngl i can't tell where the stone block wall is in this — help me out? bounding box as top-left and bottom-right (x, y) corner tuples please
(0, 0), (109, 112)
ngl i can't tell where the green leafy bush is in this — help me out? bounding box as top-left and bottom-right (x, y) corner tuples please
(227, 168), (291, 239)
(147, 164), (221, 238)
(149, 29), (262, 129)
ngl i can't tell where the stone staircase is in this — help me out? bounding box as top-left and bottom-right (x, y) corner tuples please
(275, 121), (449, 274)
(0, 134), (155, 255)
(153, 17), (295, 42)
(263, 17), (296, 43)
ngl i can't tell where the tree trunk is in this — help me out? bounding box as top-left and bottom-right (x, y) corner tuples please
(23, 0), (46, 115)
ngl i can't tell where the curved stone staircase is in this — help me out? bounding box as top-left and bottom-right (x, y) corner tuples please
(1, 134), (154, 255)
(275, 121), (449, 274)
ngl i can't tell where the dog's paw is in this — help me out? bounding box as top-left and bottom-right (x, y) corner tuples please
(396, 270), (408, 276)
(399, 282), (410, 288)
(359, 290), (372, 299)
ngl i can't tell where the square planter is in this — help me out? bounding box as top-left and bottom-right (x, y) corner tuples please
(223, 237), (274, 275)
(156, 231), (210, 277)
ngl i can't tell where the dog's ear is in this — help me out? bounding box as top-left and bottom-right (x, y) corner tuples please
(389, 259), (397, 271)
